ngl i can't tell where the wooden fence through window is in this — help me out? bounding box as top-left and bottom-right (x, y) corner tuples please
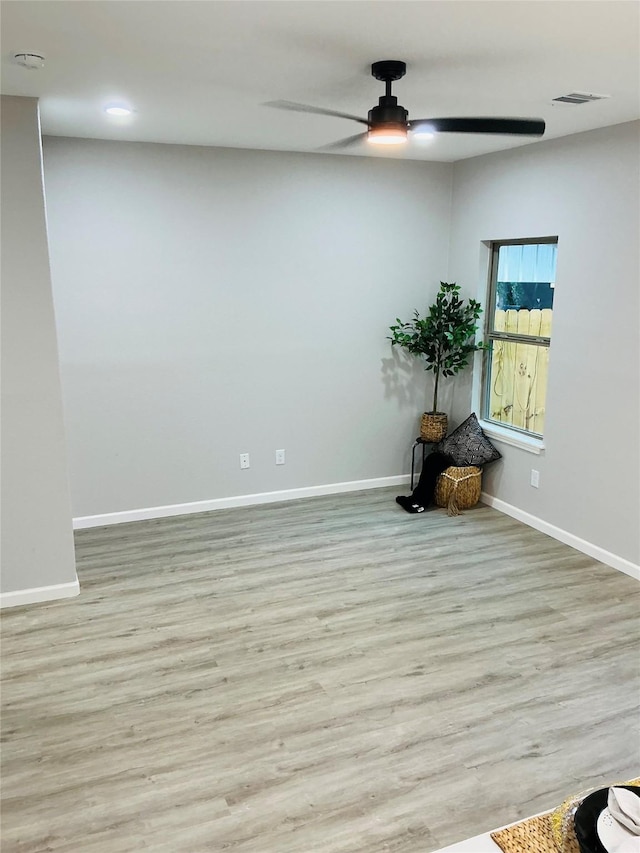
(488, 308), (552, 435)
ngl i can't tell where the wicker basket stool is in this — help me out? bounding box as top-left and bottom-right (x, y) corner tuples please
(435, 466), (482, 516)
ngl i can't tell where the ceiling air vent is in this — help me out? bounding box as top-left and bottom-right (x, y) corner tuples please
(552, 91), (610, 105)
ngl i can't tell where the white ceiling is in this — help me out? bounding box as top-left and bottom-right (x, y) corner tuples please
(1, 1), (639, 162)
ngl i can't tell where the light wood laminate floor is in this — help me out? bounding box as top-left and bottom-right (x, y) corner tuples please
(2, 489), (639, 852)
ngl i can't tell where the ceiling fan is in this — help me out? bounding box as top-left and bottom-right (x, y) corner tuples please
(268, 60), (545, 149)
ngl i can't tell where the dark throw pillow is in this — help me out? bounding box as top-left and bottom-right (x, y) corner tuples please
(436, 413), (501, 467)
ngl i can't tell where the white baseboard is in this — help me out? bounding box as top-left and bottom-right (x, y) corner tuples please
(481, 492), (640, 582)
(0, 579), (80, 609)
(72, 483), (639, 582)
(73, 475), (411, 530)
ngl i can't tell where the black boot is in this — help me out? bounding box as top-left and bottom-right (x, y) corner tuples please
(396, 451), (452, 514)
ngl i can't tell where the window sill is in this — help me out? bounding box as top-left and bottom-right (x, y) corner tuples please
(479, 421), (545, 455)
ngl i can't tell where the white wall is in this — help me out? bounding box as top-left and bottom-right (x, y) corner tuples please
(0, 97), (78, 604)
(449, 121), (640, 566)
(42, 138), (453, 517)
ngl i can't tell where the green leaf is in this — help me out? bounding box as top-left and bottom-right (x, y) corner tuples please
(387, 280), (487, 403)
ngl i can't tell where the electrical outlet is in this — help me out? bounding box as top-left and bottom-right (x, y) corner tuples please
(530, 469), (540, 488)
(275, 449), (285, 465)
(240, 453), (250, 470)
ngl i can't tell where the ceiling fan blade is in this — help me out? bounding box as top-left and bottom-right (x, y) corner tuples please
(319, 132), (368, 151)
(265, 100), (369, 126)
(409, 117), (546, 136)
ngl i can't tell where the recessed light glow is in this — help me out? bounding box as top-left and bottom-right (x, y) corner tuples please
(367, 126), (407, 145)
(104, 105), (132, 117)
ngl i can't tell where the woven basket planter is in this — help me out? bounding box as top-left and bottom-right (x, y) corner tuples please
(435, 465), (482, 516)
(420, 412), (448, 442)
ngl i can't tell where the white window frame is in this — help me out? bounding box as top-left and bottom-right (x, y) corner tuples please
(472, 237), (557, 454)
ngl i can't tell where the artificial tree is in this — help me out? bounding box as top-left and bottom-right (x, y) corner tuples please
(389, 281), (487, 439)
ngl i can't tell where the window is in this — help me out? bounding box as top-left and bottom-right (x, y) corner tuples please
(482, 239), (557, 438)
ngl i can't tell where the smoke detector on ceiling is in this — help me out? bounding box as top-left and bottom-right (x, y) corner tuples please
(552, 91), (610, 105)
(14, 53), (45, 70)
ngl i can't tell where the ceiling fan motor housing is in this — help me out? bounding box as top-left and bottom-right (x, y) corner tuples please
(369, 61), (409, 130)
(368, 96), (408, 129)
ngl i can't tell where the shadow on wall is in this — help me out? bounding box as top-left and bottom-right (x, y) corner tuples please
(382, 345), (472, 427)
(381, 347), (429, 411)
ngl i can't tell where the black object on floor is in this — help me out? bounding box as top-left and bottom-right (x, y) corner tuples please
(395, 496), (426, 513)
(396, 451), (452, 514)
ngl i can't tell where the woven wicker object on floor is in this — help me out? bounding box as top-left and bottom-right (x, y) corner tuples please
(491, 813), (565, 853)
(435, 465), (482, 516)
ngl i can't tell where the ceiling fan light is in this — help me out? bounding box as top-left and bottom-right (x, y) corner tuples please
(367, 125), (407, 145)
(411, 127), (435, 140)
